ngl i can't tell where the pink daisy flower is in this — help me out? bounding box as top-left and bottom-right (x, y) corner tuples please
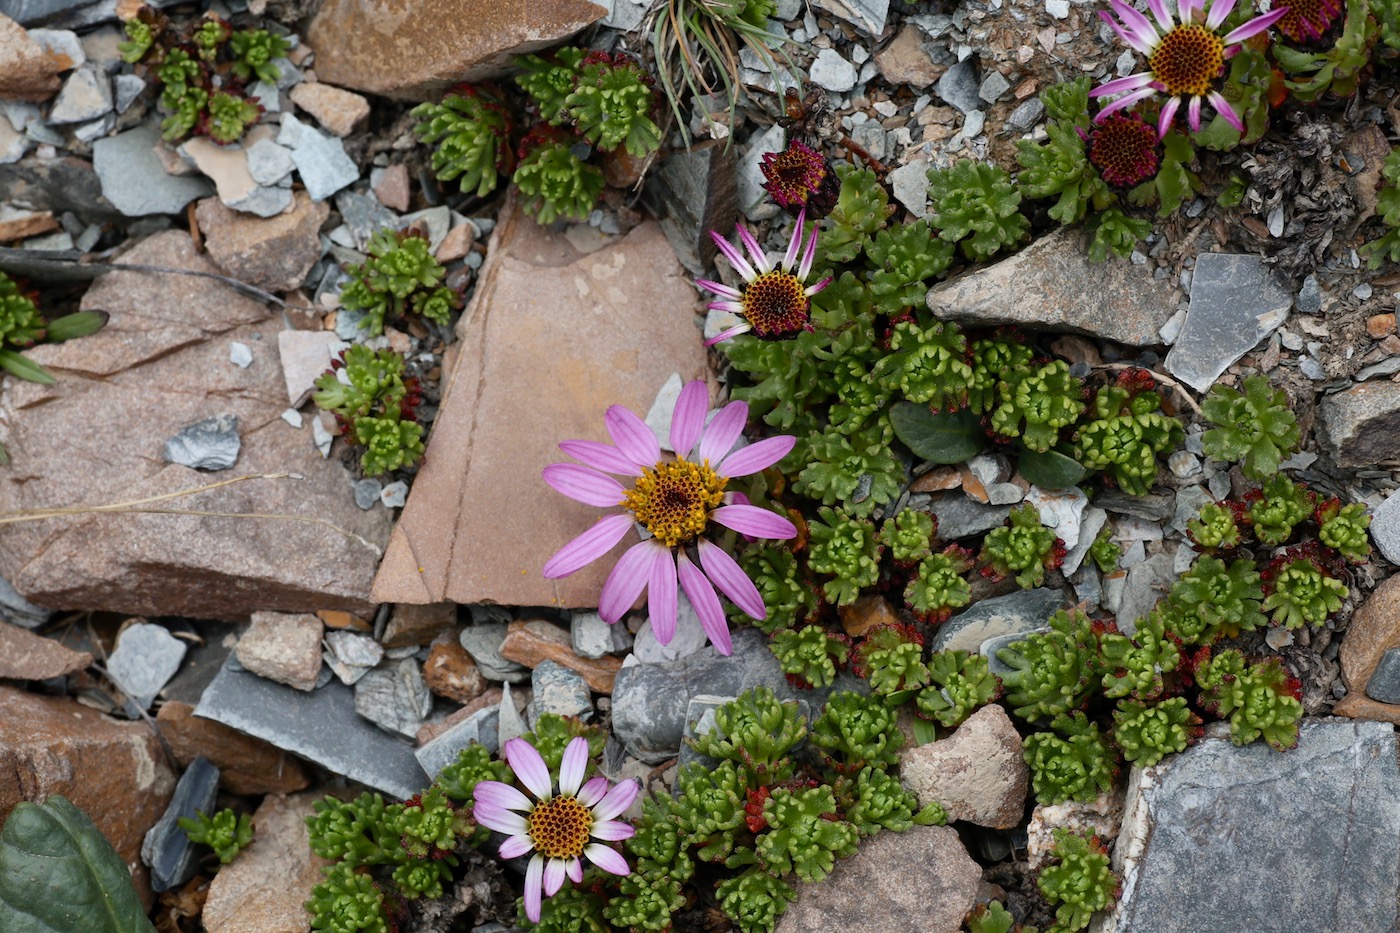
(695, 209), (832, 346)
(1093, 0), (1288, 137)
(473, 736), (638, 924)
(542, 380), (797, 655)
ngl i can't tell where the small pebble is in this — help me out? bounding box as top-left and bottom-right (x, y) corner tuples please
(354, 479), (383, 510)
(311, 416), (333, 457)
(281, 408), (304, 428)
(1295, 274), (1322, 313)
(381, 480), (408, 508)
(229, 342), (253, 368)
(1355, 282), (1374, 300)
(1300, 356), (1326, 380)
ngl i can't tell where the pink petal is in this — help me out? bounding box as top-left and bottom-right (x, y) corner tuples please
(648, 551), (679, 645)
(1099, 10), (1156, 54)
(599, 539), (666, 623)
(670, 380), (709, 460)
(718, 434), (796, 477)
(1146, 0), (1173, 30)
(542, 463), (626, 508)
(524, 855), (544, 924)
(711, 230), (757, 281)
(1157, 95), (1181, 138)
(678, 551), (732, 656)
(473, 780), (532, 813)
(566, 857), (584, 883)
(474, 802), (528, 836)
(1222, 6), (1288, 43)
(559, 736), (589, 796)
(1095, 85), (1157, 121)
(605, 404), (661, 469)
(592, 778), (640, 821)
(499, 834), (535, 859)
(736, 224), (771, 273)
(711, 504), (798, 540)
(799, 226), (819, 280)
(1095, 73), (1156, 97)
(1206, 0), (1237, 29)
(590, 819), (637, 841)
(698, 538), (767, 621)
(585, 843), (632, 877)
(1109, 0), (1159, 43)
(543, 857), (567, 897)
(559, 439), (642, 477)
(804, 274), (832, 297)
(697, 400), (749, 464)
(1209, 91), (1244, 132)
(578, 775), (610, 808)
(695, 278), (742, 300)
(543, 513), (635, 579)
(504, 737), (553, 800)
(781, 213), (804, 271)
(704, 323), (753, 347)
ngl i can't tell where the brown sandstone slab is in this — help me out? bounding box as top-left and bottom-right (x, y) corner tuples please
(156, 701), (310, 795)
(0, 620), (92, 679)
(382, 602), (457, 647)
(0, 232), (391, 619)
(899, 703), (1028, 829)
(306, 0), (606, 100)
(0, 14), (61, 101)
(499, 618), (621, 694)
(201, 793), (330, 933)
(195, 191), (329, 293)
(0, 686), (176, 904)
(1334, 574), (1400, 725)
(371, 198), (709, 608)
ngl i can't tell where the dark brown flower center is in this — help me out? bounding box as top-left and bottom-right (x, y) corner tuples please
(1148, 24), (1225, 98)
(621, 459), (727, 548)
(1275, 0), (1343, 43)
(741, 270), (811, 339)
(1089, 113), (1161, 187)
(527, 796), (592, 860)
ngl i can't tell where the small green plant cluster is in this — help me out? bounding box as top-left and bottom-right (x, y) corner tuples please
(927, 159), (1030, 262)
(411, 85), (515, 199)
(1194, 647), (1305, 751)
(1037, 830), (1120, 933)
(1200, 375), (1301, 480)
(0, 272), (106, 389)
(1364, 148), (1400, 268)
(979, 503), (1067, 590)
(313, 345), (426, 477)
(178, 808), (253, 864)
(121, 10), (283, 144)
(339, 228), (460, 337)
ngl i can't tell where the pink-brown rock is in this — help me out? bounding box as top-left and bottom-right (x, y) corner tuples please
(435, 222), (475, 262)
(774, 825), (980, 933)
(1335, 574), (1400, 725)
(374, 163), (411, 212)
(900, 703), (1028, 829)
(0, 14), (61, 101)
(875, 25), (944, 87)
(422, 638), (488, 703)
(201, 793), (331, 933)
(307, 0), (606, 99)
(0, 232), (391, 619)
(235, 611), (324, 691)
(0, 687), (176, 904)
(0, 621), (92, 679)
(288, 81), (370, 137)
(382, 602), (457, 648)
(416, 686), (503, 744)
(499, 618), (620, 693)
(156, 701), (310, 795)
(278, 329), (344, 407)
(196, 191), (330, 292)
(371, 197), (709, 608)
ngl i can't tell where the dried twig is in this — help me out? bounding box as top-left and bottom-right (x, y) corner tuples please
(1094, 362), (1204, 417)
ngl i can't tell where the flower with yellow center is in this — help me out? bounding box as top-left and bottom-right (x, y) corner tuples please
(542, 380), (797, 654)
(473, 736), (638, 924)
(1093, 0), (1289, 138)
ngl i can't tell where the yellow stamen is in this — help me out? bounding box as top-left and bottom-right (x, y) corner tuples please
(621, 459), (727, 548)
(1149, 24), (1225, 98)
(527, 796), (593, 860)
(741, 270), (810, 339)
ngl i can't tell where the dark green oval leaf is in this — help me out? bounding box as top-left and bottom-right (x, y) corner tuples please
(889, 402), (985, 464)
(0, 795), (156, 933)
(0, 349), (55, 385)
(1019, 446), (1089, 489)
(45, 310), (109, 342)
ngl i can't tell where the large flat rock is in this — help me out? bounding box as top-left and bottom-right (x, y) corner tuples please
(1105, 718), (1400, 932)
(0, 232), (391, 619)
(372, 200), (709, 607)
(925, 226), (1180, 347)
(1318, 380), (1400, 469)
(306, 0), (605, 99)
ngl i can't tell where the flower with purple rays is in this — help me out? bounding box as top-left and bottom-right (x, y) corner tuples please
(695, 210), (832, 346)
(473, 736), (637, 924)
(760, 140), (840, 218)
(542, 380), (797, 655)
(1093, 0), (1289, 137)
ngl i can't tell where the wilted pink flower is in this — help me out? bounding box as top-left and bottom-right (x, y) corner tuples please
(473, 736), (637, 923)
(542, 380), (796, 654)
(695, 209), (831, 346)
(1093, 0), (1288, 137)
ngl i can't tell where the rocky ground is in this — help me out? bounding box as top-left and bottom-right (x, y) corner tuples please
(3, 0), (1400, 932)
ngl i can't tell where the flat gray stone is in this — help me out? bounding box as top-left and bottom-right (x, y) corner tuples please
(92, 120), (214, 217)
(113, 73), (144, 114)
(930, 588), (1065, 654)
(889, 161), (930, 217)
(415, 706), (499, 779)
(277, 114), (359, 202)
(141, 756), (218, 893)
(459, 621), (528, 683)
(1094, 488), (1175, 521)
(354, 478), (383, 510)
(937, 59), (981, 114)
(528, 659), (592, 726)
(571, 610), (615, 659)
(354, 657), (432, 738)
(162, 414), (240, 471)
(196, 659), (427, 799)
(48, 65), (111, 124)
(1164, 253), (1292, 393)
(1115, 551), (1175, 635)
(810, 48), (858, 92)
(811, 0), (889, 34)
(736, 123), (786, 219)
(1367, 648), (1400, 704)
(930, 494), (1012, 540)
(1319, 381), (1400, 469)
(979, 71), (1010, 103)
(1007, 98), (1045, 130)
(927, 226), (1180, 346)
(245, 138), (296, 187)
(1372, 489), (1400, 565)
(326, 630), (383, 668)
(1295, 274), (1322, 313)
(1107, 719), (1400, 932)
(107, 621), (187, 709)
(336, 189), (398, 250)
(0, 575), (50, 629)
(647, 141), (736, 275)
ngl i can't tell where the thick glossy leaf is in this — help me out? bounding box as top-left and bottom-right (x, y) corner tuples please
(0, 795), (156, 933)
(45, 310), (109, 342)
(0, 349), (55, 385)
(889, 402), (985, 464)
(1019, 446), (1089, 489)
(911, 717), (939, 746)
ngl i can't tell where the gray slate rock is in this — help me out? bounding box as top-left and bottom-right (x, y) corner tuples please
(930, 588), (1065, 654)
(930, 494), (1012, 540)
(163, 414), (240, 471)
(113, 74), (144, 114)
(354, 657), (433, 738)
(571, 610), (615, 659)
(353, 478), (383, 510)
(1094, 488), (1175, 521)
(1107, 719), (1400, 933)
(1295, 273), (1322, 313)
(1319, 380), (1400, 469)
(1372, 489), (1400, 564)
(141, 756), (219, 893)
(0, 574), (50, 629)
(888, 160), (930, 217)
(48, 65), (111, 124)
(92, 121), (214, 217)
(937, 59), (981, 113)
(326, 630), (383, 668)
(979, 71), (1010, 103)
(459, 621), (528, 683)
(246, 137), (296, 187)
(197, 659), (427, 799)
(811, 0), (889, 34)
(1367, 648), (1400, 704)
(415, 706), (499, 779)
(277, 114), (359, 202)
(810, 49), (858, 92)
(107, 621), (187, 709)
(647, 141), (736, 275)
(337, 189), (398, 250)
(736, 123), (786, 220)
(1007, 98), (1045, 130)
(528, 659), (592, 726)
(1115, 551), (1175, 635)
(1164, 253), (1292, 392)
